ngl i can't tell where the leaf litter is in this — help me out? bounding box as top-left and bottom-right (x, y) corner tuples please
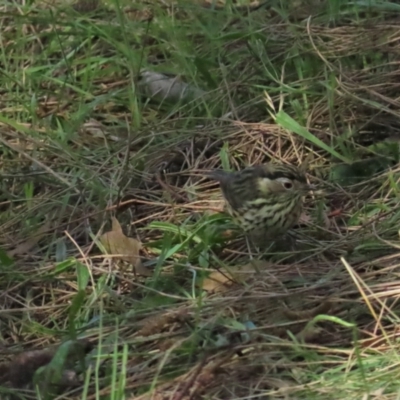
(2, 2), (400, 399)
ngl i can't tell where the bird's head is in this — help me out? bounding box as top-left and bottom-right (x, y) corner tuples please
(254, 163), (310, 197)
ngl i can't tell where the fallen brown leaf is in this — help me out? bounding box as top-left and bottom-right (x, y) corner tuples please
(201, 262), (261, 293)
(100, 217), (151, 276)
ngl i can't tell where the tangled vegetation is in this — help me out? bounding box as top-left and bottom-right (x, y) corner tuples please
(1, 0), (400, 398)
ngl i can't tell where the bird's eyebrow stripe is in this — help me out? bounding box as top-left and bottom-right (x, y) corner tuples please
(265, 171), (298, 180)
(258, 170), (306, 183)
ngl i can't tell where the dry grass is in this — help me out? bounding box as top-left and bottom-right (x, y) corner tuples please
(1, 0), (400, 399)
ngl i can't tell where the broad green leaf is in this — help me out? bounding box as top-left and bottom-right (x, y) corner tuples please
(76, 262), (90, 291)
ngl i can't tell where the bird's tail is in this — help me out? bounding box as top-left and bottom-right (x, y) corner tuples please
(207, 169), (232, 182)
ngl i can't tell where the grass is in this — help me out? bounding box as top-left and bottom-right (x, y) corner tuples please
(1, 0), (400, 398)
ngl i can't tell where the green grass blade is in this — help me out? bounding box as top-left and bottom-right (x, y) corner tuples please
(276, 110), (351, 162)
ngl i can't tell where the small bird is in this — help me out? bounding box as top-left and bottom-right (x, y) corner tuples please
(209, 163), (311, 246)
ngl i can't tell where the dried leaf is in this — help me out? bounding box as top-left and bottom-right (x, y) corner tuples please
(201, 270), (233, 293)
(100, 217), (151, 276)
(201, 263), (258, 293)
(137, 310), (188, 337)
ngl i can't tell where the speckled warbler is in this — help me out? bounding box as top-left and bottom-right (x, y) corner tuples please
(209, 163), (311, 245)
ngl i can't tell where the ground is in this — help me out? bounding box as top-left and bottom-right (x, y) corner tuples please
(1, 0), (400, 399)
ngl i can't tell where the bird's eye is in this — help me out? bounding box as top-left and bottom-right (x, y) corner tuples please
(282, 181), (293, 190)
